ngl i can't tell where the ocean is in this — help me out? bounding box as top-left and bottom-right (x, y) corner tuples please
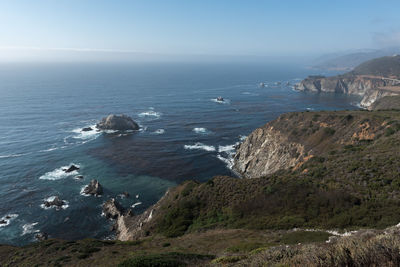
(0, 62), (361, 245)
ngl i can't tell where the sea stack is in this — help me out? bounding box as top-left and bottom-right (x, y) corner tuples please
(83, 179), (103, 196)
(43, 196), (66, 209)
(96, 114), (139, 131)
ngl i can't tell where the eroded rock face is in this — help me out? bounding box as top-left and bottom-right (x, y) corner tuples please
(96, 114), (139, 131)
(102, 198), (125, 219)
(233, 126), (305, 178)
(83, 179), (103, 196)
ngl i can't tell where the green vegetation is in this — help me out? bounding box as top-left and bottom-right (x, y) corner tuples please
(118, 252), (213, 267)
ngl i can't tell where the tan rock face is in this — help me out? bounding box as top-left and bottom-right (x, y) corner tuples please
(352, 122), (375, 141)
(233, 126), (305, 178)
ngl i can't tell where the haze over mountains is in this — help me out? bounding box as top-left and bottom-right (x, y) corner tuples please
(311, 47), (400, 71)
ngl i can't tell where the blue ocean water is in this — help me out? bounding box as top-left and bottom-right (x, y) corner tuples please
(0, 62), (360, 245)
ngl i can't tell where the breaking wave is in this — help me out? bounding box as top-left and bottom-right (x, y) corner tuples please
(40, 196), (69, 210)
(21, 222), (39, 236)
(39, 164), (80, 180)
(184, 143), (216, 152)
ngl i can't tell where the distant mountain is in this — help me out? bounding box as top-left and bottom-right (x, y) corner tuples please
(312, 48), (400, 71)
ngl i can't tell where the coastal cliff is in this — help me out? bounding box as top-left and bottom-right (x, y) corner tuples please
(295, 55), (400, 108)
(115, 109), (400, 241)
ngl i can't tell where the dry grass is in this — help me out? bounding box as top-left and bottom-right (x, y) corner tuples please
(234, 226), (400, 267)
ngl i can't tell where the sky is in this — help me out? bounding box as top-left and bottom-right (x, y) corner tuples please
(0, 0), (399, 62)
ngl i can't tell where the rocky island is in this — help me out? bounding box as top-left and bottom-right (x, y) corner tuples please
(96, 114), (139, 131)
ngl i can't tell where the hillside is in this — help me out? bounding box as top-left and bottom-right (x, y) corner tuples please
(1, 108), (400, 266)
(352, 55), (400, 78)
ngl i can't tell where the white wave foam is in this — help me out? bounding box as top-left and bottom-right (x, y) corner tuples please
(152, 129), (165, 135)
(184, 143), (215, 152)
(192, 127), (210, 134)
(103, 129), (118, 134)
(0, 214), (18, 228)
(216, 140), (242, 170)
(218, 144), (236, 154)
(39, 147), (58, 152)
(217, 154), (234, 169)
(242, 92), (260, 96)
(39, 163), (80, 180)
(211, 98), (230, 104)
(0, 153), (30, 159)
(131, 202), (142, 208)
(72, 124), (101, 140)
(80, 186), (90, 197)
(306, 107), (315, 111)
(138, 110), (161, 119)
(21, 222), (39, 236)
(40, 196), (69, 210)
(239, 135), (247, 141)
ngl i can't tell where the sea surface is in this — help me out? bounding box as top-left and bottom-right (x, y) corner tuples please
(0, 62), (361, 245)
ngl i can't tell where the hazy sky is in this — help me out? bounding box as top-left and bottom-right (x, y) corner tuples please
(0, 0), (399, 62)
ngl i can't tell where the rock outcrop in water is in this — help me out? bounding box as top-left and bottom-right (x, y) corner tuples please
(96, 114), (139, 131)
(105, 190), (170, 241)
(83, 179), (103, 196)
(43, 196), (66, 209)
(102, 198), (125, 219)
(63, 165), (79, 173)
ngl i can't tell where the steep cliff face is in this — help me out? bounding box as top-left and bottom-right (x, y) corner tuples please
(233, 126), (305, 178)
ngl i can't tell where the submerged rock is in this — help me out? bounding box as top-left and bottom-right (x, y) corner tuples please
(64, 165), (79, 173)
(35, 232), (48, 241)
(83, 179), (103, 196)
(82, 127), (93, 132)
(75, 175), (84, 179)
(122, 191), (130, 198)
(96, 114), (139, 131)
(44, 196), (65, 209)
(5, 215), (11, 219)
(102, 198), (125, 219)
(0, 219), (6, 224)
